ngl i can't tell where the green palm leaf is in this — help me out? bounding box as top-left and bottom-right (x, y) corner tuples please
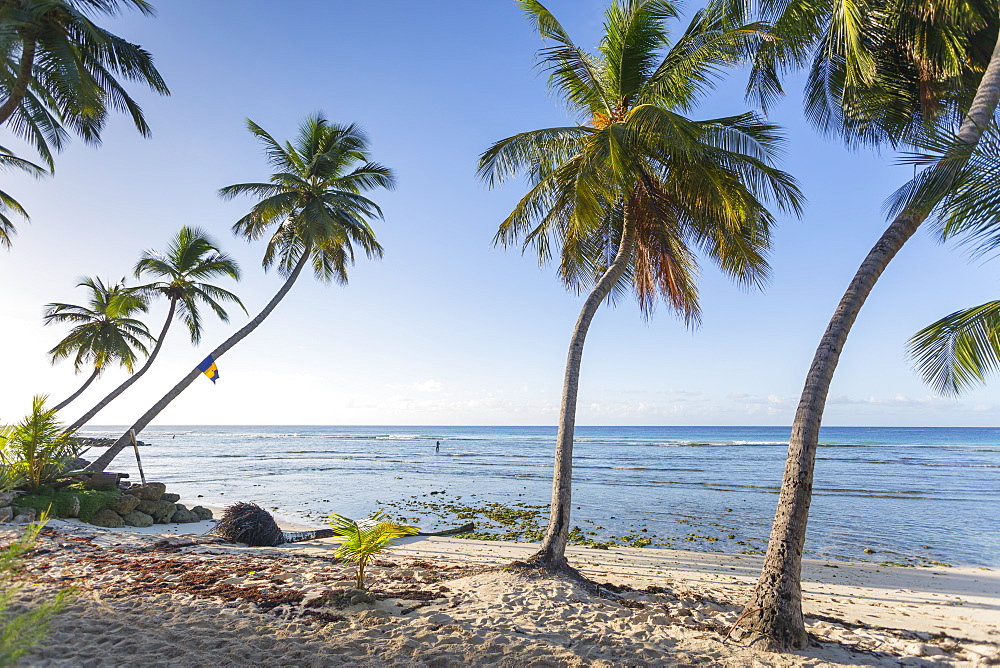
(326, 512), (418, 590)
(908, 301), (1000, 396)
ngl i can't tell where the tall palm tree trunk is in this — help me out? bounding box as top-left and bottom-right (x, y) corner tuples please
(0, 40), (36, 125)
(52, 366), (100, 411)
(738, 32), (1000, 652)
(86, 250), (312, 473)
(66, 299), (177, 432)
(530, 203), (638, 569)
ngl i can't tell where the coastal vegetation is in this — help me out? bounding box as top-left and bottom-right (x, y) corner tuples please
(479, 0), (802, 571)
(0, 396), (81, 492)
(0, 146), (44, 249)
(326, 512), (418, 590)
(87, 114), (395, 472)
(907, 134), (1000, 395)
(1, 0), (997, 661)
(0, 516), (74, 666)
(43, 278), (153, 411)
(65, 226), (244, 431)
(0, 0), (167, 246)
(727, 0), (1000, 649)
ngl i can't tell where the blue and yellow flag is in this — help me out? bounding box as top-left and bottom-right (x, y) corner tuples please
(197, 355), (219, 384)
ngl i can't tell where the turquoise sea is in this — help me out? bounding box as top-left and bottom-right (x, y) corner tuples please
(78, 425), (1000, 567)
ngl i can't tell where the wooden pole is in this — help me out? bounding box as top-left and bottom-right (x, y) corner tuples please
(129, 429), (147, 487)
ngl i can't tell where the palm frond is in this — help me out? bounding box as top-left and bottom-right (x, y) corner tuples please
(908, 301), (1000, 395)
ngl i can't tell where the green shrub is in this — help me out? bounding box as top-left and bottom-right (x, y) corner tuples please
(12, 488), (120, 522)
(74, 489), (120, 523)
(0, 397), (84, 493)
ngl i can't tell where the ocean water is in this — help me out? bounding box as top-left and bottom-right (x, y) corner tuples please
(78, 425), (1000, 568)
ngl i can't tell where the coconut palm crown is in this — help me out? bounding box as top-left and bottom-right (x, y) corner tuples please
(481, 0), (803, 317)
(219, 114), (393, 283)
(478, 0), (803, 569)
(732, 0), (998, 148)
(133, 225), (244, 345)
(0, 0), (169, 165)
(43, 276), (153, 410)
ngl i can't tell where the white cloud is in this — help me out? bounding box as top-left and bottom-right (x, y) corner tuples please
(412, 379), (442, 393)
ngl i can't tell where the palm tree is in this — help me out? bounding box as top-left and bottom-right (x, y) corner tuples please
(478, 0), (803, 570)
(43, 276), (153, 410)
(0, 144), (46, 248)
(85, 113), (394, 472)
(0, 0), (169, 164)
(724, 0), (1000, 650)
(65, 226), (244, 431)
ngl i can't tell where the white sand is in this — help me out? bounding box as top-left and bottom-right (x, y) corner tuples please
(8, 518), (999, 666)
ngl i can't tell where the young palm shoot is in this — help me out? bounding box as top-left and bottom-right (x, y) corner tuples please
(0, 513), (75, 665)
(326, 512), (417, 590)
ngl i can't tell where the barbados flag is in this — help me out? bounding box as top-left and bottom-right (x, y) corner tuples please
(197, 355), (219, 384)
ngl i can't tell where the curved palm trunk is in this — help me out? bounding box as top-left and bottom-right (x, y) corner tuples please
(0, 40), (36, 126)
(530, 203), (638, 569)
(52, 366), (100, 411)
(86, 250), (312, 473)
(66, 299), (177, 432)
(739, 32), (1000, 651)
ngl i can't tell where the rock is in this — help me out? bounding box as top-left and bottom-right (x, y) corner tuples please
(109, 494), (140, 515)
(171, 508), (199, 523)
(0, 492), (14, 506)
(0, 507), (12, 523)
(70, 437), (148, 449)
(150, 500), (177, 523)
(12, 507), (36, 522)
(136, 483), (167, 501)
(136, 499), (158, 515)
(89, 509), (124, 528)
(349, 591), (377, 605)
(161, 493), (180, 503)
(123, 510), (154, 528)
(68, 495), (81, 518)
(191, 506), (213, 520)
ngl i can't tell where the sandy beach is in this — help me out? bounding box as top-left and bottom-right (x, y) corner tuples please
(5, 516), (998, 667)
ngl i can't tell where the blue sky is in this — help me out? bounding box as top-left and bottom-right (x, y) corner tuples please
(1, 0), (998, 427)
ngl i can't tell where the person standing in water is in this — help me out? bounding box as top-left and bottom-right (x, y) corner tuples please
(435, 441), (440, 453)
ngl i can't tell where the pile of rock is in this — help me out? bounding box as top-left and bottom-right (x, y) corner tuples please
(0, 492), (35, 523)
(88, 482), (213, 529)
